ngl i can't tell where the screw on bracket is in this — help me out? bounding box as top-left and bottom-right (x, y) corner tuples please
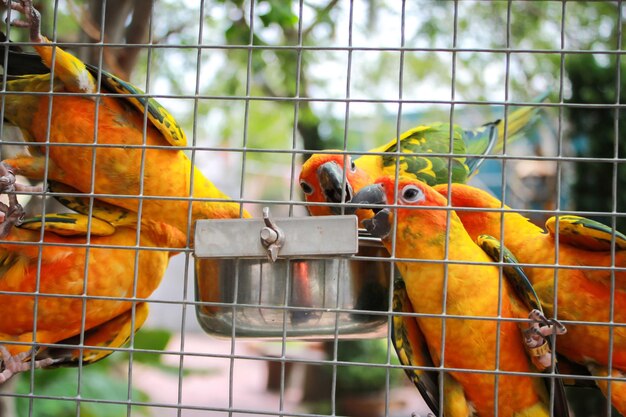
(260, 207), (285, 262)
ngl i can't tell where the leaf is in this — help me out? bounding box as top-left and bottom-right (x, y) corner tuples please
(126, 328), (172, 365)
(15, 365), (149, 417)
(259, 1), (299, 28)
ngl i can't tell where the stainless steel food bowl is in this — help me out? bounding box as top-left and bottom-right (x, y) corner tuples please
(193, 214), (392, 338)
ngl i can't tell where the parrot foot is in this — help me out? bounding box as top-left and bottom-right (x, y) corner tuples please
(523, 309), (567, 371)
(3, 0), (43, 43)
(0, 162), (23, 237)
(0, 161), (43, 238)
(0, 345), (55, 384)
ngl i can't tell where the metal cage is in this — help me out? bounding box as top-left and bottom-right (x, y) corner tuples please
(0, 1), (623, 416)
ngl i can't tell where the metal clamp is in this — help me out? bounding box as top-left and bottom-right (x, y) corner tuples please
(260, 207), (285, 262)
(194, 213), (357, 259)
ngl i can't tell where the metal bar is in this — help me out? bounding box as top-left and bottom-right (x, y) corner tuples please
(194, 215), (358, 258)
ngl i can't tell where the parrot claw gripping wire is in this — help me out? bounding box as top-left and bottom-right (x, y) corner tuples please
(523, 309), (567, 371)
(0, 162), (26, 237)
(260, 207), (285, 263)
(0, 345), (55, 384)
(3, 0), (43, 42)
(0, 162), (42, 237)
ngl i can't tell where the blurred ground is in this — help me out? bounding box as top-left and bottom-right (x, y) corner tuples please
(133, 334), (431, 417)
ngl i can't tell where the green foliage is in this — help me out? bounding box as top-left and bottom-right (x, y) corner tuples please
(258, 0), (299, 28)
(15, 362), (150, 417)
(333, 339), (401, 394)
(14, 328), (183, 417)
(566, 53), (626, 231)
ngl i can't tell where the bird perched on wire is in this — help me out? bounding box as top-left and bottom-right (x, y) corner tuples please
(299, 97), (545, 217)
(350, 176), (569, 417)
(0, 162), (185, 383)
(0, 0), (249, 245)
(434, 181), (626, 415)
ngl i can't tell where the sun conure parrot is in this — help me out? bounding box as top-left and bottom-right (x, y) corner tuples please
(350, 176), (569, 417)
(299, 97), (545, 216)
(0, 0), (249, 245)
(0, 162), (186, 383)
(432, 182), (626, 415)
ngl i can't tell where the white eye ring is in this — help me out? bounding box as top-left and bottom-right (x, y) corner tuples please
(349, 159), (357, 172)
(300, 180), (314, 195)
(400, 185), (425, 204)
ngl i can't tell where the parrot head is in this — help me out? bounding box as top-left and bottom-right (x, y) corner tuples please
(351, 176), (449, 240)
(435, 183), (500, 210)
(434, 183), (503, 237)
(299, 153), (372, 216)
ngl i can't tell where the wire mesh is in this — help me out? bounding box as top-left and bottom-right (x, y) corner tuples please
(0, 0), (624, 416)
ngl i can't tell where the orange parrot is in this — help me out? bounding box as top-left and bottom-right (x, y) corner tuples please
(299, 99), (545, 217)
(432, 182), (626, 414)
(0, 0), (249, 244)
(350, 176), (568, 417)
(0, 164), (185, 383)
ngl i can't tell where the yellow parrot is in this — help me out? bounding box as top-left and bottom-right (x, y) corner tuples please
(434, 182), (626, 414)
(1, 0), (249, 245)
(351, 176), (568, 417)
(0, 162), (185, 383)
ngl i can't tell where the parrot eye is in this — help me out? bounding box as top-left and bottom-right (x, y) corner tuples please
(400, 185), (425, 204)
(350, 159), (356, 172)
(300, 180), (314, 195)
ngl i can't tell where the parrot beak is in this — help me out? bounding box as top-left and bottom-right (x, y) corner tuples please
(318, 161), (353, 214)
(350, 184), (391, 239)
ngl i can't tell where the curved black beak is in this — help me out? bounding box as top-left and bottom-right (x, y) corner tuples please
(318, 161), (353, 214)
(350, 184), (391, 239)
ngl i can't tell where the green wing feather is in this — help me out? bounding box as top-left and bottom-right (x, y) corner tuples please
(87, 65), (187, 147)
(464, 121), (499, 174)
(545, 215), (626, 251)
(391, 276), (439, 415)
(377, 94), (547, 186)
(381, 123), (470, 185)
(19, 213), (116, 236)
(477, 235), (572, 417)
(48, 181), (138, 229)
(0, 39), (186, 148)
(477, 234), (543, 312)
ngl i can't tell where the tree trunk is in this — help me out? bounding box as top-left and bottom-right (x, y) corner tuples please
(77, 0), (154, 80)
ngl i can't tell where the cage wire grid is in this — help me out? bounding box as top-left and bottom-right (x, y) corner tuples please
(0, 0), (623, 417)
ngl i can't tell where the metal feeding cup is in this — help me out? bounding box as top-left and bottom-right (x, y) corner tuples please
(193, 208), (391, 339)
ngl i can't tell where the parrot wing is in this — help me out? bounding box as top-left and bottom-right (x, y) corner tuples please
(307, 93), (549, 215)
(465, 91), (549, 157)
(368, 92), (549, 186)
(0, 32), (50, 75)
(19, 213), (116, 237)
(391, 276), (440, 415)
(545, 215), (626, 251)
(477, 234), (543, 313)
(463, 121), (499, 175)
(1, 31), (186, 148)
(477, 234), (571, 417)
(35, 302), (149, 367)
(48, 181), (139, 229)
(370, 123), (471, 186)
(90, 66), (186, 147)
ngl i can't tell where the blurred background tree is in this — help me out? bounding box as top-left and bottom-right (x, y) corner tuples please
(567, 53), (626, 231)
